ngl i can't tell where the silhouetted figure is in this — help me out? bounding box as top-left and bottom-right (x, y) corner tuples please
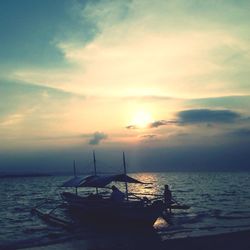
(110, 185), (125, 202)
(164, 184), (172, 212)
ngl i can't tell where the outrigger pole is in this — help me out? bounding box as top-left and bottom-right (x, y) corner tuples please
(123, 152), (129, 201)
(73, 160), (78, 195)
(93, 150), (98, 194)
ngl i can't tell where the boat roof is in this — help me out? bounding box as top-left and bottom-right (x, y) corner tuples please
(61, 176), (85, 187)
(61, 174), (143, 188)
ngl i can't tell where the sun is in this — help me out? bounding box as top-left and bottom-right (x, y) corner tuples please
(132, 110), (152, 128)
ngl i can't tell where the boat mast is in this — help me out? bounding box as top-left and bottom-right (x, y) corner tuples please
(123, 152), (129, 201)
(93, 150), (98, 194)
(73, 160), (78, 195)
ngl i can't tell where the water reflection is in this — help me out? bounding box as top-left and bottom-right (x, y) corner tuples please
(153, 217), (169, 230)
(129, 173), (162, 198)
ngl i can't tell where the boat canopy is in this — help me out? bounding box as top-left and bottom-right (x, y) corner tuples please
(61, 174), (143, 188)
(61, 176), (86, 187)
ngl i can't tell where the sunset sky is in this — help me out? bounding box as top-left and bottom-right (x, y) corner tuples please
(1, 0), (250, 173)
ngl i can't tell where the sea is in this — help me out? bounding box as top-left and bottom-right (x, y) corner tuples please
(1, 172), (250, 249)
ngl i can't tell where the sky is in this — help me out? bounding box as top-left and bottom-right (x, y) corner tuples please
(1, 0), (250, 173)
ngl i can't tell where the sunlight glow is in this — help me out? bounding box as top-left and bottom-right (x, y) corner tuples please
(132, 110), (153, 128)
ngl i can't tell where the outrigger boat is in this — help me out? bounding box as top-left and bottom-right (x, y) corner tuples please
(61, 152), (165, 227)
(32, 152), (189, 228)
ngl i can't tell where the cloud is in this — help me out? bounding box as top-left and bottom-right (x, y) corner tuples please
(89, 132), (108, 145)
(122, 95), (176, 101)
(0, 113), (24, 127)
(189, 95), (250, 110)
(149, 120), (178, 128)
(8, 0), (250, 99)
(126, 125), (138, 130)
(140, 134), (157, 140)
(79, 0), (131, 32)
(126, 120), (177, 130)
(178, 109), (241, 124)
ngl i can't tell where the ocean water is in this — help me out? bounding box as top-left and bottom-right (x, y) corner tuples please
(1, 172), (250, 248)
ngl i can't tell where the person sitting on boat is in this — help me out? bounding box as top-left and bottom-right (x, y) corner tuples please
(110, 185), (125, 202)
(164, 184), (172, 212)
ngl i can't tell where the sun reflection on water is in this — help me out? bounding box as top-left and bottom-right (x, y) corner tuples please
(129, 173), (160, 196)
(153, 217), (169, 230)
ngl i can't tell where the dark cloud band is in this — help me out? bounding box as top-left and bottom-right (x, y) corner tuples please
(178, 109), (241, 124)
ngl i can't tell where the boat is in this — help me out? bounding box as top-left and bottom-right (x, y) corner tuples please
(32, 152), (189, 228)
(60, 152), (166, 227)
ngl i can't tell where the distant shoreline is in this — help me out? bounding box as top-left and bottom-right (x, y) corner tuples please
(0, 174), (52, 178)
(1, 170), (250, 178)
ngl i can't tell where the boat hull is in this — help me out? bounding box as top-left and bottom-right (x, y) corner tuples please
(61, 192), (164, 227)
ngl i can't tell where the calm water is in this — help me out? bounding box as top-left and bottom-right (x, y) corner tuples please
(1, 172), (250, 248)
